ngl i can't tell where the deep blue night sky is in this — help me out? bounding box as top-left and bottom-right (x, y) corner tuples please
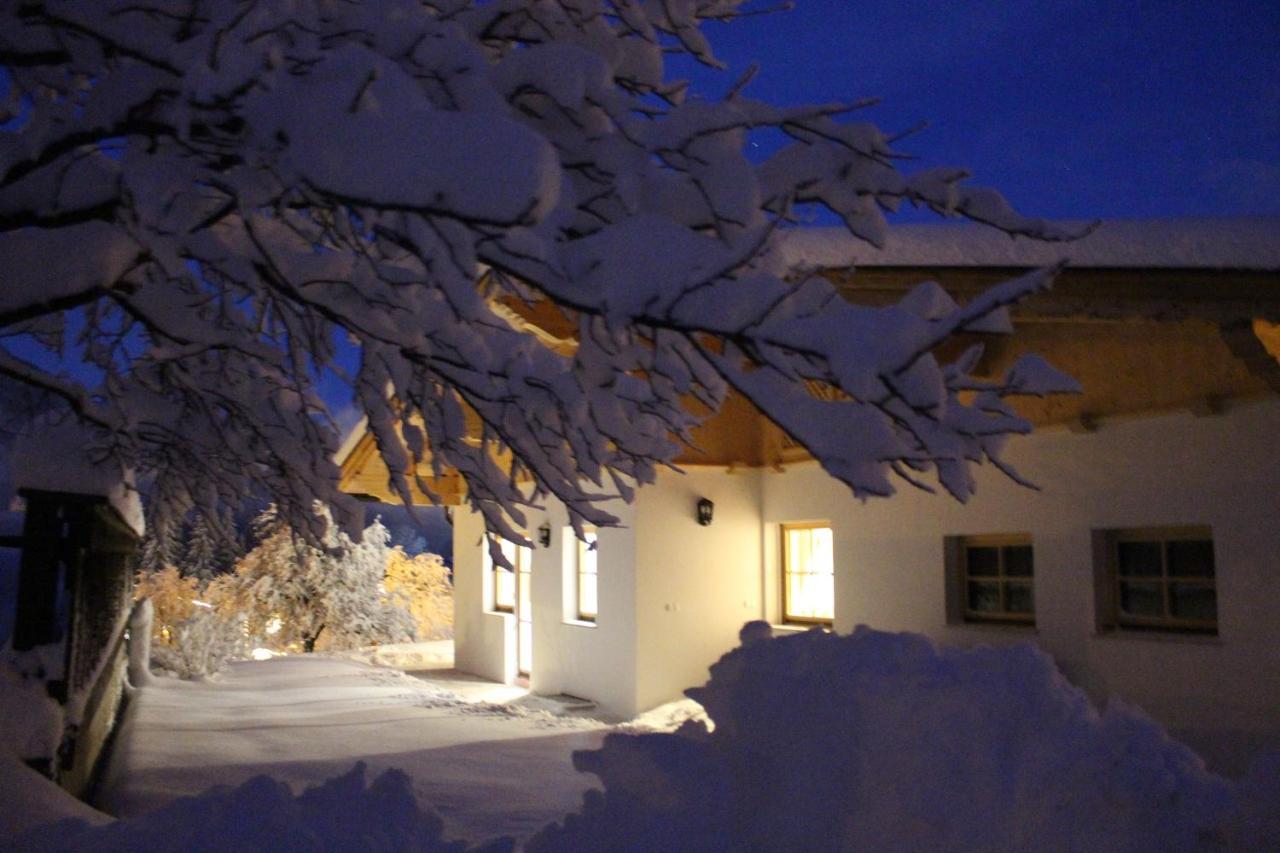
(680, 0), (1280, 221)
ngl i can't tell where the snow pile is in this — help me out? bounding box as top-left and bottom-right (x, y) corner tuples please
(0, 648), (65, 761)
(17, 762), (506, 852)
(617, 698), (712, 734)
(530, 626), (1276, 852)
(0, 752), (113, 838)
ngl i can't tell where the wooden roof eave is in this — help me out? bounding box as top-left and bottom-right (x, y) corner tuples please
(827, 266), (1280, 324)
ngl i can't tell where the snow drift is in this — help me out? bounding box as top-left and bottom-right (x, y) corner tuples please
(529, 625), (1277, 852)
(18, 762), (511, 853)
(10, 627), (1277, 850)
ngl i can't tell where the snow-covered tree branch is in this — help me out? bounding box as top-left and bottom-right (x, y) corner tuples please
(0, 0), (1083, 542)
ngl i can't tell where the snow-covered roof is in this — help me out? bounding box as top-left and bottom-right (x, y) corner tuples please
(782, 218), (1280, 272)
(12, 421), (144, 538)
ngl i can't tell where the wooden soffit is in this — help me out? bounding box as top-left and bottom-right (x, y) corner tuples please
(338, 267), (1280, 504)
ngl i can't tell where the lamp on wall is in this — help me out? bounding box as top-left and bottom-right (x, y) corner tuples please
(537, 522), (552, 547)
(696, 498), (714, 526)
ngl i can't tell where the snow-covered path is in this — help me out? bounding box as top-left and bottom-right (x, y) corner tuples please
(94, 653), (608, 844)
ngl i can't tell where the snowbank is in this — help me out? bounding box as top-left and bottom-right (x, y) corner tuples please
(14, 762), (502, 852)
(530, 625), (1278, 852)
(0, 752), (112, 838)
(0, 648), (65, 760)
(17, 630), (1276, 850)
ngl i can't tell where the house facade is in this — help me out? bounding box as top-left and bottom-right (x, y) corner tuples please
(339, 219), (1280, 774)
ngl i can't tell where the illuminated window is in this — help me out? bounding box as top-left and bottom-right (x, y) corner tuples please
(1102, 527), (1216, 634)
(573, 526), (598, 623)
(484, 537), (529, 613)
(958, 535), (1034, 625)
(782, 522), (834, 624)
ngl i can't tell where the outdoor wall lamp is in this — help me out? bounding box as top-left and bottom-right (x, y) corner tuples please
(537, 522), (552, 547)
(696, 498), (714, 526)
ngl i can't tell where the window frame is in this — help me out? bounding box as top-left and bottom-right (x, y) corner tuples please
(781, 521), (835, 626)
(574, 526), (598, 623)
(1103, 526), (1217, 635)
(957, 533), (1036, 626)
(485, 537), (529, 615)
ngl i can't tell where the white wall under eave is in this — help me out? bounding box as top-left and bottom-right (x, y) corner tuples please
(525, 496), (639, 719)
(452, 507), (516, 685)
(634, 467), (765, 714)
(761, 398), (1280, 776)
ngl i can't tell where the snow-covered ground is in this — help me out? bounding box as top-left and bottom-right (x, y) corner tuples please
(6, 631), (1276, 850)
(93, 645), (608, 844)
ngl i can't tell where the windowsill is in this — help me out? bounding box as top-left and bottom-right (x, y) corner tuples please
(484, 609), (515, 619)
(947, 620), (1038, 634)
(563, 618), (597, 629)
(772, 622), (829, 634)
(1092, 628), (1222, 646)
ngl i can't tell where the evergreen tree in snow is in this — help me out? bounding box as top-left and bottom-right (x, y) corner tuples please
(213, 512), (244, 576)
(0, 1), (1085, 544)
(183, 513), (220, 582)
(226, 505), (415, 653)
(137, 521), (181, 575)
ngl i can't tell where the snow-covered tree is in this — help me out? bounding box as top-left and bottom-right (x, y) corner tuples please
(0, 1), (1083, 543)
(137, 522), (181, 575)
(227, 505), (416, 653)
(133, 564), (200, 642)
(384, 548), (453, 641)
(182, 513), (220, 582)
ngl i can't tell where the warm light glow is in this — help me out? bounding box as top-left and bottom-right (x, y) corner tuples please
(783, 524), (834, 622)
(251, 648), (276, 661)
(577, 527), (598, 621)
(484, 538), (529, 612)
(265, 617), (283, 636)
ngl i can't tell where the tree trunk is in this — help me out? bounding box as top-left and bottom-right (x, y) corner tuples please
(303, 624), (325, 653)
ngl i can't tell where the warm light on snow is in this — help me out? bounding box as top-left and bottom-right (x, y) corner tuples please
(250, 648), (276, 661)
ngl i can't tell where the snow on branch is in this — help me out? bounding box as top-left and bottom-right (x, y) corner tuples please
(0, 0), (1085, 537)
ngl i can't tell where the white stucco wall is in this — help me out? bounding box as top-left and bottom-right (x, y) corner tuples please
(761, 398), (1280, 775)
(452, 508), (516, 684)
(525, 497), (639, 718)
(633, 468), (765, 713)
(451, 496), (640, 718)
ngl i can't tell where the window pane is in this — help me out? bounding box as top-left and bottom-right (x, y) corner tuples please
(578, 573), (597, 619)
(494, 569), (515, 611)
(1167, 540), (1214, 578)
(1002, 545), (1033, 577)
(965, 546), (999, 577)
(0, 547), (19, 647)
(517, 568), (531, 614)
(1005, 582), (1034, 614)
(787, 570), (834, 620)
(579, 533), (598, 576)
(783, 525), (833, 621)
(1117, 541), (1162, 577)
(1170, 583), (1217, 622)
(967, 581), (1001, 613)
(1119, 581), (1164, 617)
